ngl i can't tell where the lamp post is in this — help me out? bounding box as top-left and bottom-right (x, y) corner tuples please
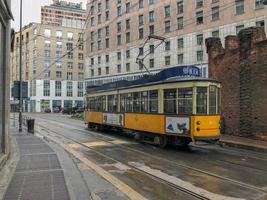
(19, 0), (22, 132)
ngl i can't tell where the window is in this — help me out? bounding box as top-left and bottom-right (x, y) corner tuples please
(78, 43), (84, 51)
(149, 90), (158, 113)
(236, 0), (244, 15)
(56, 61), (62, 68)
(106, 26), (110, 36)
(106, 66), (109, 74)
(149, 11), (155, 23)
(196, 11), (203, 24)
(177, 38), (183, 48)
(126, 63), (130, 72)
(256, 20), (265, 29)
(165, 20), (171, 32)
(126, 19), (131, 29)
(108, 95), (118, 112)
(91, 17), (94, 26)
(91, 58), (94, 66)
(196, 34), (203, 46)
(117, 22), (122, 32)
(55, 81), (61, 97)
(149, 25), (154, 35)
(44, 60), (50, 69)
(149, 0), (155, 5)
(43, 80), (50, 96)
(149, 45), (154, 53)
(91, 69), (94, 77)
(117, 35), (122, 45)
(68, 52), (73, 59)
(165, 41), (171, 51)
(120, 94), (127, 112)
(106, 54), (109, 63)
(106, 11), (110, 20)
(98, 56), (101, 64)
(165, 5), (171, 17)
(139, 28), (144, 39)
(209, 86), (217, 114)
(44, 29), (51, 38)
(117, 52), (122, 60)
(212, 30), (220, 37)
(117, 64), (121, 73)
(67, 72), (73, 80)
(44, 50), (50, 57)
(56, 51), (62, 58)
(133, 92), (141, 112)
(212, 6), (219, 21)
(106, 38), (110, 48)
(98, 14), (102, 24)
(197, 87), (207, 114)
(45, 40), (51, 47)
(139, 47), (144, 56)
(165, 56), (171, 66)
(178, 88), (193, 114)
(177, 54), (183, 64)
(255, 0), (264, 9)
(56, 41), (62, 48)
(98, 40), (102, 50)
(117, 0), (121, 4)
(106, 0), (110, 9)
(139, 15), (144, 25)
(236, 24), (244, 34)
(33, 28), (37, 35)
(164, 89), (176, 113)
(78, 82), (83, 97)
(98, 2), (102, 12)
(78, 63), (84, 70)
(98, 29), (102, 39)
(125, 93), (133, 112)
(126, 2), (131, 13)
(67, 32), (73, 41)
(139, 0), (144, 8)
(126, 50), (130, 58)
(117, 6), (122, 16)
(56, 71), (62, 78)
(66, 42), (73, 50)
(67, 62), (73, 69)
(196, 0), (203, 8)
(197, 50), (203, 62)
(33, 50), (37, 57)
(90, 6), (94, 15)
(141, 91), (148, 112)
(126, 32), (131, 43)
(78, 53), (84, 60)
(67, 82), (73, 97)
(149, 59), (154, 68)
(177, 1), (183, 14)
(78, 72), (84, 80)
(177, 17), (184, 30)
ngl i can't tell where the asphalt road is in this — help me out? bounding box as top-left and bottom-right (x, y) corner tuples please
(25, 113), (267, 200)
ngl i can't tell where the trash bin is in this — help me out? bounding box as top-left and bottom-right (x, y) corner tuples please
(27, 119), (35, 134)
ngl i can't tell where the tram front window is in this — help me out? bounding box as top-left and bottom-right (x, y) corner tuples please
(196, 87), (207, 114)
(164, 89), (177, 114)
(209, 86), (217, 115)
(178, 88), (193, 114)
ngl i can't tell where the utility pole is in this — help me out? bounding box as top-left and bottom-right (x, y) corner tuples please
(19, 0), (22, 132)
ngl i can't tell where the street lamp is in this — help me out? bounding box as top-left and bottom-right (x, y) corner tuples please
(19, 0), (23, 131)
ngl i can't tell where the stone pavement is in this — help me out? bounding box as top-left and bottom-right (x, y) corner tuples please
(4, 128), (70, 200)
(220, 134), (267, 153)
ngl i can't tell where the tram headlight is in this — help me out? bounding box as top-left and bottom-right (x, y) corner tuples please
(196, 121), (201, 125)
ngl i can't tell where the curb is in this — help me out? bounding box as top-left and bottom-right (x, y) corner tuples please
(219, 140), (267, 153)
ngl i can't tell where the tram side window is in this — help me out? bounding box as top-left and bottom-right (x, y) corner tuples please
(196, 87), (207, 114)
(178, 88), (193, 114)
(102, 96), (106, 111)
(108, 95), (118, 112)
(120, 94), (126, 112)
(217, 88), (221, 114)
(164, 89), (177, 114)
(209, 86), (217, 115)
(96, 96), (103, 111)
(86, 97), (90, 110)
(141, 91), (148, 112)
(149, 90), (158, 113)
(126, 93), (133, 112)
(133, 92), (141, 112)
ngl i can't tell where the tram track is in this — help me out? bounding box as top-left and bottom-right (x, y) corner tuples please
(35, 117), (267, 197)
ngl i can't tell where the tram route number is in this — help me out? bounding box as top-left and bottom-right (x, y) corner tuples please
(165, 117), (190, 135)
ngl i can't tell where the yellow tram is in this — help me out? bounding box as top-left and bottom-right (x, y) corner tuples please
(84, 66), (221, 147)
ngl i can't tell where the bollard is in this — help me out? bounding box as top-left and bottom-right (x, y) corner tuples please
(27, 119), (35, 134)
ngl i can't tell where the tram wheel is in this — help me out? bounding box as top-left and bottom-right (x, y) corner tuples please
(154, 135), (168, 148)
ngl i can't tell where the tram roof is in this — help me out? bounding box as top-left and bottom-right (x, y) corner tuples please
(86, 65), (220, 94)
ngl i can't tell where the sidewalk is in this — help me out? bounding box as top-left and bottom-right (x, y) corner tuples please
(4, 127), (70, 200)
(220, 134), (267, 153)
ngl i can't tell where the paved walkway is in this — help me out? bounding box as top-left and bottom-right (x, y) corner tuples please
(220, 134), (267, 153)
(4, 128), (70, 200)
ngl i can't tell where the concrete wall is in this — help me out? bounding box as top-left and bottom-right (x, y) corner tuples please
(206, 27), (267, 140)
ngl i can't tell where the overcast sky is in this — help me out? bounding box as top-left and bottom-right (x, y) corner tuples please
(11, 0), (87, 31)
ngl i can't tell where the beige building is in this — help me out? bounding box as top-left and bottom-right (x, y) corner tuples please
(11, 22), (85, 112)
(41, 0), (86, 28)
(84, 0), (267, 87)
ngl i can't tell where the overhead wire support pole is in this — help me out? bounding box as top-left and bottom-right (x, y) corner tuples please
(19, 0), (22, 132)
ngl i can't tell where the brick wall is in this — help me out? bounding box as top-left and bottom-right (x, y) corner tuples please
(206, 27), (267, 140)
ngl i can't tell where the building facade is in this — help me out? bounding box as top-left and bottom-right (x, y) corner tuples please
(0, 0), (12, 158)
(11, 23), (85, 112)
(84, 0), (267, 87)
(41, 0), (86, 28)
